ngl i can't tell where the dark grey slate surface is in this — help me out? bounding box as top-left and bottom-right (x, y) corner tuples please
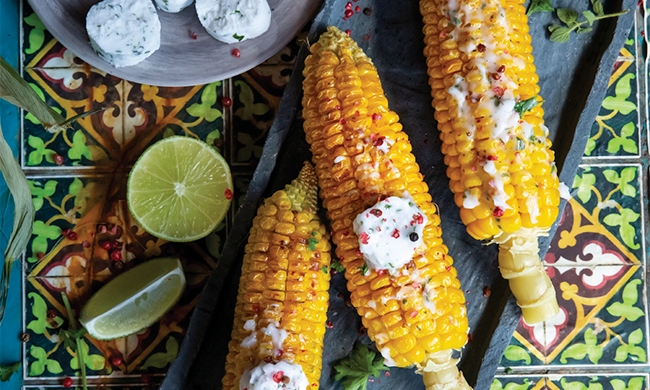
(160, 0), (636, 389)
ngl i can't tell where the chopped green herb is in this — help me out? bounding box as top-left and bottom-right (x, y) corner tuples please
(402, 299), (408, 305)
(312, 231), (318, 236)
(331, 262), (346, 273)
(513, 96), (542, 116)
(516, 137), (526, 151)
(233, 33), (245, 41)
(451, 17), (461, 25)
(320, 266), (329, 274)
(385, 205), (392, 209)
(358, 264), (369, 276)
(308, 237), (319, 251)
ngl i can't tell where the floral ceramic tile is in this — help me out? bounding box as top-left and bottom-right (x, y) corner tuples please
(230, 76), (275, 167)
(499, 334), (545, 368)
(547, 374), (648, 389)
(567, 164), (644, 261)
(490, 376), (545, 390)
(546, 266), (646, 366)
(583, 37), (639, 158)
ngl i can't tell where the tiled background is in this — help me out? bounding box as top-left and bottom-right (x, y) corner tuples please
(0, 1), (648, 389)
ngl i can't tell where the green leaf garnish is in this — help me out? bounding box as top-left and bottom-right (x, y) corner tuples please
(320, 266), (329, 274)
(233, 33), (245, 41)
(548, 6), (628, 43)
(334, 343), (389, 390)
(557, 8), (579, 26)
(527, 0), (554, 15)
(308, 237), (318, 251)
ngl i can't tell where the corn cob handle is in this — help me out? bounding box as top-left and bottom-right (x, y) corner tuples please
(303, 26), (471, 390)
(222, 162), (331, 390)
(419, 0), (560, 324)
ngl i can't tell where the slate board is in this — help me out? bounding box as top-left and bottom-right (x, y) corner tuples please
(160, 0), (636, 389)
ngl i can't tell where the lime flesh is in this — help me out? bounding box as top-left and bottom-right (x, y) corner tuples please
(127, 136), (232, 242)
(80, 257), (185, 340)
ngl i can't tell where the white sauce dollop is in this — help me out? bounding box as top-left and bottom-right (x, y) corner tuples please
(353, 196), (428, 275)
(239, 361), (309, 390)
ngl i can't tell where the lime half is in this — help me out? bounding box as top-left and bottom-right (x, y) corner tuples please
(80, 257), (186, 340)
(127, 136), (233, 242)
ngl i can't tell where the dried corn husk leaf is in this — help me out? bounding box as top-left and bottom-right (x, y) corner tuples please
(0, 120), (35, 323)
(0, 55), (66, 132)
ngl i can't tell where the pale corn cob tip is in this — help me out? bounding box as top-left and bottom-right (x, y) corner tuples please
(285, 162), (318, 212)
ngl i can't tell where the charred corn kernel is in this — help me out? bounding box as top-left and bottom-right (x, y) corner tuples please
(302, 26), (470, 390)
(420, 0), (559, 325)
(222, 163), (331, 390)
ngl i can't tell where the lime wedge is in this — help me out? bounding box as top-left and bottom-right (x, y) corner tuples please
(127, 136), (233, 242)
(80, 257), (185, 340)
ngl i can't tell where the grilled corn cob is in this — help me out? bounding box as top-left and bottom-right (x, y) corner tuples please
(419, 0), (560, 324)
(222, 163), (331, 390)
(302, 26), (471, 389)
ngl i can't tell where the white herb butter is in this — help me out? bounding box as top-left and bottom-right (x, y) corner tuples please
(353, 196), (428, 275)
(196, 0), (271, 44)
(154, 0), (194, 13)
(86, 0), (161, 68)
(239, 361), (309, 390)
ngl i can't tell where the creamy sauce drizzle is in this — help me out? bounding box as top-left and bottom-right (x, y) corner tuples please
(441, 0), (536, 210)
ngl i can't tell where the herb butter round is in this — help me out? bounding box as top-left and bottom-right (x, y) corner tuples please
(86, 0), (161, 68)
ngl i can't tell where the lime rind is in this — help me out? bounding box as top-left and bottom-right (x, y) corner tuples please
(79, 257), (186, 340)
(127, 136), (233, 242)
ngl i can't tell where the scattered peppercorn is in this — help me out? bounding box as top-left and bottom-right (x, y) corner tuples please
(477, 43), (486, 52)
(19, 333), (30, 342)
(67, 232), (78, 241)
(110, 250), (122, 261)
(409, 232), (419, 242)
(282, 376), (291, 384)
(112, 357), (123, 366)
(62, 377), (73, 388)
(221, 96), (233, 107)
(483, 286), (492, 297)
(53, 154), (64, 166)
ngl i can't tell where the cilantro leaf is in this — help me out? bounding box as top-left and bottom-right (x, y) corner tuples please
(514, 96), (542, 115)
(232, 33), (245, 42)
(308, 237), (318, 251)
(0, 362), (20, 382)
(320, 266), (329, 274)
(527, 0), (554, 15)
(331, 262), (346, 273)
(334, 344), (389, 390)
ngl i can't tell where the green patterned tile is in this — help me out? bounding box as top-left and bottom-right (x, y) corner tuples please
(490, 376), (543, 390)
(547, 266), (647, 366)
(548, 374), (648, 390)
(583, 50), (639, 158)
(230, 76), (275, 168)
(570, 164), (643, 260)
(499, 333), (545, 368)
